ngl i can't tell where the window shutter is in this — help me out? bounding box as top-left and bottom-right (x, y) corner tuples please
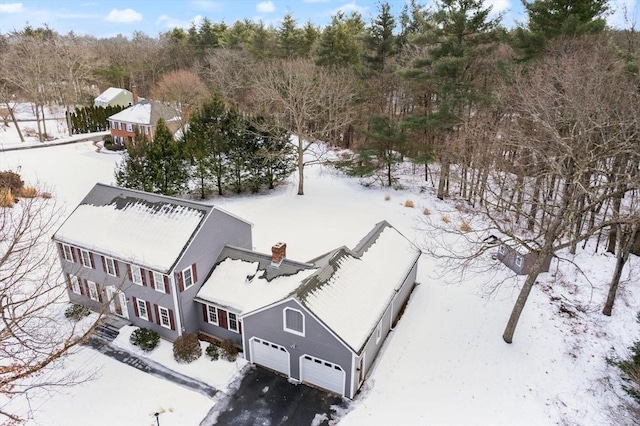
(146, 301), (152, 322)
(96, 284), (103, 303)
(101, 256), (107, 273)
(192, 263), (198, 283)
(71, 247), (78, 263)
(57, 243), (64, 257)
(202, 304), (208, 321)
(163, 276), (170, 294)
(114, 261), (120, 277)
(177, 272), (184, 292)
(127, 264), (132, 281)
(168, 310), (175, 330)
(90, 253), (96, 269)
(65, 273), (72, 290)
(238, 320), (242, 334)
(141, 269), (147, 286)
(219, 310), (228, 329)
(149, 272), (155, 288)
(133, 297), (139, 317)
(81, 279), (89, 297)
(153, 304), (160, 325)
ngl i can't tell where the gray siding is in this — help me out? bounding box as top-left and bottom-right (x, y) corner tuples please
(242, 299), (354, 396)
(175, 209), (252, 336)
(497, 244), (551, 275)
(197, 302), (243, 346)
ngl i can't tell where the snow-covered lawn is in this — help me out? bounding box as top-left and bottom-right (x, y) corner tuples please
(1, 135), (639, 425)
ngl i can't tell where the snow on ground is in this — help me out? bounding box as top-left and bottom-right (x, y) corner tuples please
(0, 103), (73, 147)
(1, 130), (639, 425)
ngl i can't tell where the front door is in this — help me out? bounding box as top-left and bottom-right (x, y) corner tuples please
(106, 287), (129, 319)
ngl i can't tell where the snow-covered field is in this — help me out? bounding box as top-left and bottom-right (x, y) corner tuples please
(1, 116), (639, 425)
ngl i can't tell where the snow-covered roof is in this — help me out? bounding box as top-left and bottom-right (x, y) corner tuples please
(53, 183), (211, 272)
(195, 247), (317, 314)
(297, 221), (420, 353)
(108, 100), (180, 126)
(95, 87), (129, 105)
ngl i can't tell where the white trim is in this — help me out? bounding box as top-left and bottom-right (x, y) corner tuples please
(80, 249), (93, 268)
(515, 255), (523, 268)
(228, 312), (239, 333)
(131, 265), (143, 286)
(62, 244), (73, 262)
(88, 280), (99, 301)
(153, 271), (165, 293)
(168, 273), (183, 337)
(498, 244), (506, 255)
(249, 337), (290, 376)
(207, 305), (219, 326)
(70, 275), (81, 294)
(136, 298), (149, 321)
(283, 307), (305, 336)
(158, 306), (171, 329)
(105, 257), (117, 276)
(182, 265), (194, 289)
(299, 354), (346, 396)
(375, 321), (382, 344)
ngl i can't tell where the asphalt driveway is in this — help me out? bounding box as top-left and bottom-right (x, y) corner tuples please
(211, 366), (348, 426)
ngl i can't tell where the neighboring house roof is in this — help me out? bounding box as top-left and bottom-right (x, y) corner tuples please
(108, 100), (180, 126)
(195, 246), (317, 314)
(296, 221), (421, 353)
(94, 87), (132, 106)
(52, 183), (213, 273)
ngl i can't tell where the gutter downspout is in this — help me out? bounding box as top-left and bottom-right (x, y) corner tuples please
(169, 272), (183, 337)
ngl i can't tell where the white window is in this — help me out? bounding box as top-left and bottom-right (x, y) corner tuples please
(117, 122), (122, 130)
(182, 266), (194, 289)
(283, 308), (304, 336)
(136, 298), (149, 321)
(110, 121), (116, 129)
(105, 257), (117, 276)
(153, 272), (165, 293)
(126, 123), (133, 132)
(81, 250), (93, 268)
(131, 265), (143, 285)
(70, 275), (81, 294)
(62, 244), (73, 262)
(498, 244), (506, 255)
(515, 255), (523, 268)
(158, 306), (171, 329)
(376, 322), (382, 344)
(207, 305), (218, 325)
(228, 312), (239, 333)
(88, 281), (99, 301)
(144, 126), (150, 135)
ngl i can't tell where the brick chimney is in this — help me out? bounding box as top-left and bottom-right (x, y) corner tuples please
(271, 242), (286, 266)
(132, 85), (139, 104)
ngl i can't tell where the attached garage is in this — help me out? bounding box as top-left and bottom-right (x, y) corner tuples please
(250, 337), (290, 376)
(300, 355), (345, 396)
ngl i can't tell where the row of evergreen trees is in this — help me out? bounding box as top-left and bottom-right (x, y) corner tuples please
(67, 105), (124, 134)
(115, 93), (295, 198)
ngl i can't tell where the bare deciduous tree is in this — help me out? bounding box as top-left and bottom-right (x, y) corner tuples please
(252, 58), (358, 195)
(150, 69), (208, 127)
(0, 189), (99, 423)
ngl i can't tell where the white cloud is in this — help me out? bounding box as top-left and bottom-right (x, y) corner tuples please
(157, 14), (204, 30)
(257, 1), (275, 13)
(331, 2), (368, 16)
(105, 8), (143, 23)
(0, 2), (24, 13)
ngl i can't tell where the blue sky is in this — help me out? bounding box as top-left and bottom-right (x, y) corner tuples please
(0, 1), (636, 38)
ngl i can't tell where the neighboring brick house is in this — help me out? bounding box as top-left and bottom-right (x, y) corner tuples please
(52, 183), (253, 340)
(107, 88), (181, 146)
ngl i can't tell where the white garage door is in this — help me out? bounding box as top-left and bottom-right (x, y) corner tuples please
(250, 338), (290, 376)
(300, 355), (345, 396)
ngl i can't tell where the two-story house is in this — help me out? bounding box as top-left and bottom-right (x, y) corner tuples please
(52, 183), (252, 340)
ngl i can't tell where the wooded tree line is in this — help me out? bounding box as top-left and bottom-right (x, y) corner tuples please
(1, 0), (639, 339)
